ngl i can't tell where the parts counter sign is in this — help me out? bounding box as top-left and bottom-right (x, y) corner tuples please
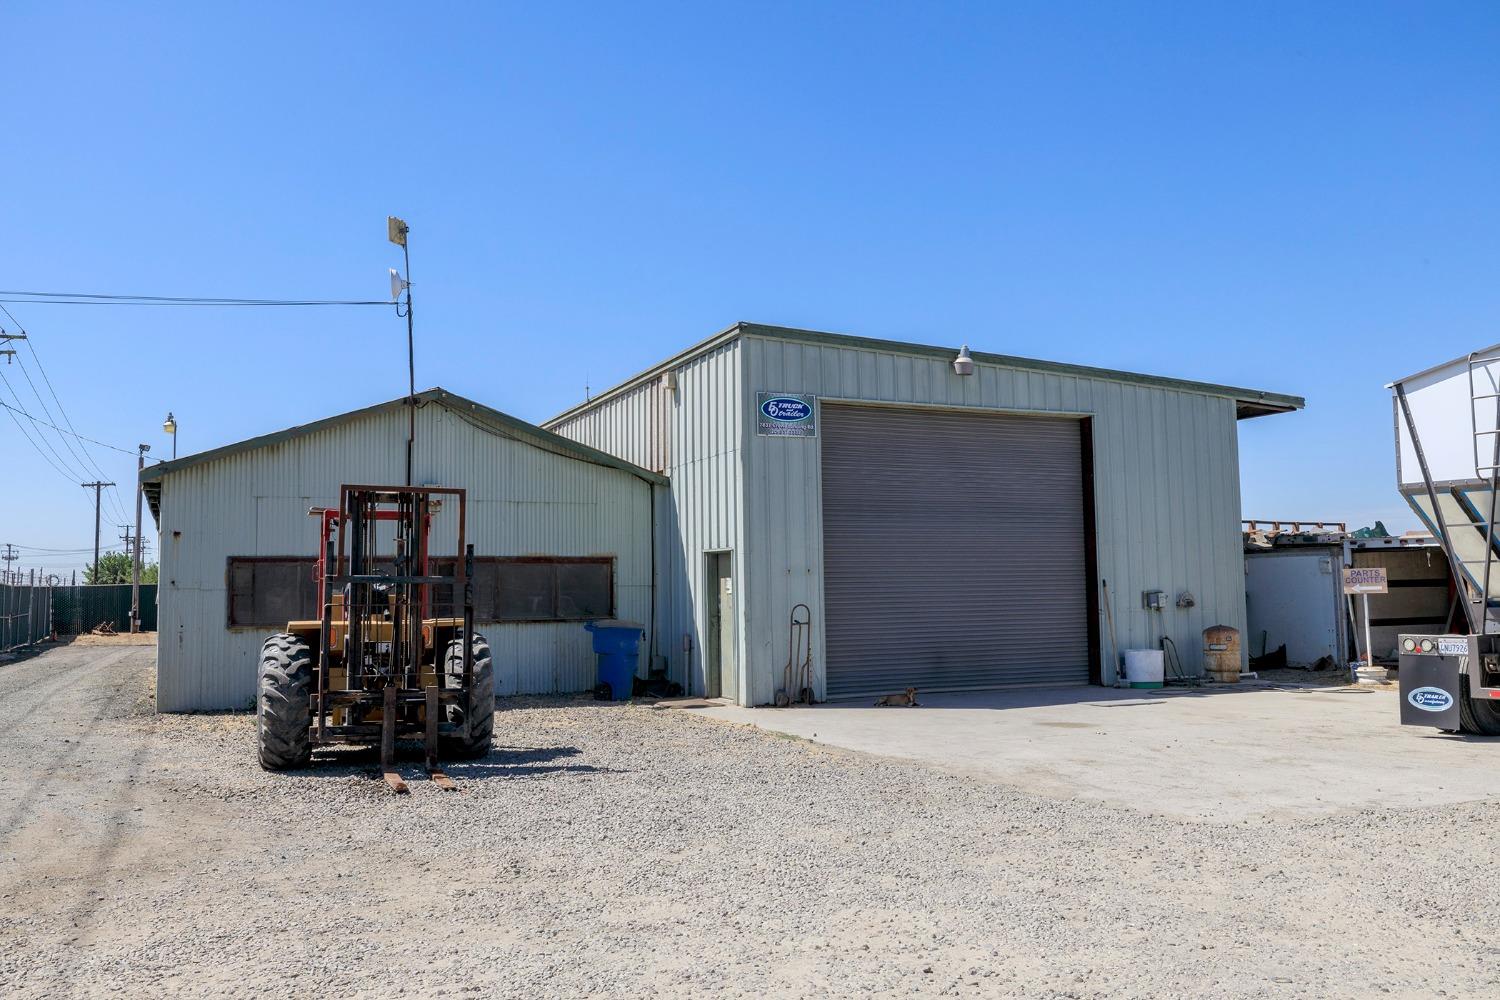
(757, 392), (817, 437)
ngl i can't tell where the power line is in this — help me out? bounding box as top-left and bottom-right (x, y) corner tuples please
(10, 351), (112, 490)
(2, 303), (134, 523)
(0, 368), (96, 492)
(0, 399), (136, 455)
(0, 364), (90, 481)
(0, 289), (391, 307)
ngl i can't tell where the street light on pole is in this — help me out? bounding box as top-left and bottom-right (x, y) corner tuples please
(131, 443), (149, 633)
(163, 412), (177, 459)
(388, 216), (414, 487)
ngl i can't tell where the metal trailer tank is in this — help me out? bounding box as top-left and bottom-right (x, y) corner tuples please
(1389, 346), (1500, 734)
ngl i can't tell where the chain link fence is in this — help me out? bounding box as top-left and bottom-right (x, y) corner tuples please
(0, 583), (53, 654)
(51, 584), (158, 636)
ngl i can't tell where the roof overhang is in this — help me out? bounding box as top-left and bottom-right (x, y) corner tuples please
(545, 321), (1305, 426)
(140, 388), (665, 523)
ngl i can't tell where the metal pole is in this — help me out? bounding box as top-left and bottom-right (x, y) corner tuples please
(1363, 592), (1374, 671)
(403, 236), (415, 488)
(1395, 385), (1476, 632)
(131, 445), (146, 632)
(82, 481), (114, 583)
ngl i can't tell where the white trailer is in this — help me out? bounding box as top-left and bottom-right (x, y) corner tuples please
(1390, 346), (1500, 734)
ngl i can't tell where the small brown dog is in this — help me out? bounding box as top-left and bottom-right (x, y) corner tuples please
(874, 687), (919, 707)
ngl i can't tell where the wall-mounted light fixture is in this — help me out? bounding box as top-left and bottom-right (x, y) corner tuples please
(953, 345), (975, 376)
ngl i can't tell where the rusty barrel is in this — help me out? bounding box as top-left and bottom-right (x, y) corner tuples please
(1203, 625), (1241, 683)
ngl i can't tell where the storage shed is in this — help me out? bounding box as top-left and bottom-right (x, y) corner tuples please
(142, 389), (662, 711)
(546, 322), (1303, 705)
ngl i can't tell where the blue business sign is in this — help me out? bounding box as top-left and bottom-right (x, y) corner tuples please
(756, 392), (817, 437)
(1407, 686), (1454, 712)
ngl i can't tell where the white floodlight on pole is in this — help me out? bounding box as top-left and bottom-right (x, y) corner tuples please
(388, 216), (415, 486)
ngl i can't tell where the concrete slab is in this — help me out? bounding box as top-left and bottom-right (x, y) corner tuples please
(692, 684), (1500, 822)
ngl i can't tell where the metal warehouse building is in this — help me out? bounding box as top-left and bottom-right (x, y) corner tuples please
(546, 322), (1303, 705)
(142, 389), (662, 711)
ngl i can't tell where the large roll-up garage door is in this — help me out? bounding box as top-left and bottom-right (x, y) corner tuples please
(821, 404), (1091, 699)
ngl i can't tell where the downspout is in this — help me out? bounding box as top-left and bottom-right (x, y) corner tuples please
(649, 480), (658, 674)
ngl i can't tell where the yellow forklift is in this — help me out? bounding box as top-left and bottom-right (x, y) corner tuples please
(257, 485), (493, 791)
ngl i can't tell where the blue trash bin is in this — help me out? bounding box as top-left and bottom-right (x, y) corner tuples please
(584, 620), (644, 701)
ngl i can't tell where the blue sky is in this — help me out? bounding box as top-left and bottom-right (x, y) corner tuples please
(2, 2), (1497, 576)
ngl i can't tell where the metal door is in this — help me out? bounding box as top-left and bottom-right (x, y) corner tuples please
(820, 405), (1090, 698)
(705, 552), (736, 699)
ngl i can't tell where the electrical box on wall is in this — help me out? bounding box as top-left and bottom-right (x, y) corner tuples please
(1142, 590), (1166, 611)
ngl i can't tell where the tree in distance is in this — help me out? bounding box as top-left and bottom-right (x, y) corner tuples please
(84, 552), (159, 585)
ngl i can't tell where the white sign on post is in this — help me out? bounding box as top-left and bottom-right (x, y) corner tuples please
(1342, 566), (1388, 675)
(1342, 567), (1388, 595)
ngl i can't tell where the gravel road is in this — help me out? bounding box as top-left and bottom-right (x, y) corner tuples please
(3, 642), (1499, 999)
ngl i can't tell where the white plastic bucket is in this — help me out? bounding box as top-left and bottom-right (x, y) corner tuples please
(1123, 649), (1165, 689)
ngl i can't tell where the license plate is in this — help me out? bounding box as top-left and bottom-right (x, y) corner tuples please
(1438, 637), (1470, 656)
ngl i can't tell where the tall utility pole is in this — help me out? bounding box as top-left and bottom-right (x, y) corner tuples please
(131, 444), (148, 632)
(1, 543), (17, 584)
(0, 329), (23, 366)
(82, 481), (115, 583)
(388, 216), (414, 486)
(118, 526), (148, 563)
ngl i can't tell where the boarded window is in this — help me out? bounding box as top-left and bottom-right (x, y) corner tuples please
(556, 561), (613, 619)
(227, 555), (614, 626)
(227, 558), (318, 628)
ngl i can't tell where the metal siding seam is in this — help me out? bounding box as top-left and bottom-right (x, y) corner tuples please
(156, 400), (650, 709)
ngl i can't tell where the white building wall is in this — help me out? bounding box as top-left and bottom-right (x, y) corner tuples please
(549, 341), (745, 698)
(742, 334), (1248, 704)
(156, 401), (653, 711)
(549, 328), (1258, 706)
(1244, 546), (1348, 668)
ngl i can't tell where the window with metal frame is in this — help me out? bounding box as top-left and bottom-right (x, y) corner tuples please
(226, 556), (615, 627)
(227, 558), (320, 628)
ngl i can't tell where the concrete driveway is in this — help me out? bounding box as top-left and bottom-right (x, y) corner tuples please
(693, 683), (1500, 822)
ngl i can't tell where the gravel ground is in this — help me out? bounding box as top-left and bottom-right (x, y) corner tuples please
(3, 643), (1500, 999)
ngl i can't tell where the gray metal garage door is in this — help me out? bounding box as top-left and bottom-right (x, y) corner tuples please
(821, 405), (1090, 699)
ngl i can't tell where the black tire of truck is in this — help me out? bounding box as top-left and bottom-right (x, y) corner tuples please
(1459, 674), (1500, 736)
(440, 633), (494, 759)
(258, 633), (313, 770)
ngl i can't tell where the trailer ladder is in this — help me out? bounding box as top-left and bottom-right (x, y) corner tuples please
(1468, 353), (1500, 627)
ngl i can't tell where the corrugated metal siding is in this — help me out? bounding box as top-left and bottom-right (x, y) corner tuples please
(547, 380), (668, 473)
(546, 330), (1248, 706)
(548, 341), (746, 699)
(156, 401), (652, 711)
(820, 405), (1089, 697)
(744, 335), (1247, 705)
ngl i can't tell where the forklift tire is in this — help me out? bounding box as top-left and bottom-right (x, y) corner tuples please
(1459, 675), (1500, 736)
(258, 633), (313, 770)
(440, 633), (494, 759)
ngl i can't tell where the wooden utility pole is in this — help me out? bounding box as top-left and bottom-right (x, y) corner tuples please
(82, 481), (115, 583)
(131, 445), (148, 632)
(0, 330), (23, 365)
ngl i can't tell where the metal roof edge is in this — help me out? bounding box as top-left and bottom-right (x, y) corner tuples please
(139, 388), (666, 489)
(427, 391), (667, 486)
(541, 322), (746, 427)
(1387, 341), (1500, 389)
(540, 321), (1303, 425)
(737, 324), (1305, 415)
